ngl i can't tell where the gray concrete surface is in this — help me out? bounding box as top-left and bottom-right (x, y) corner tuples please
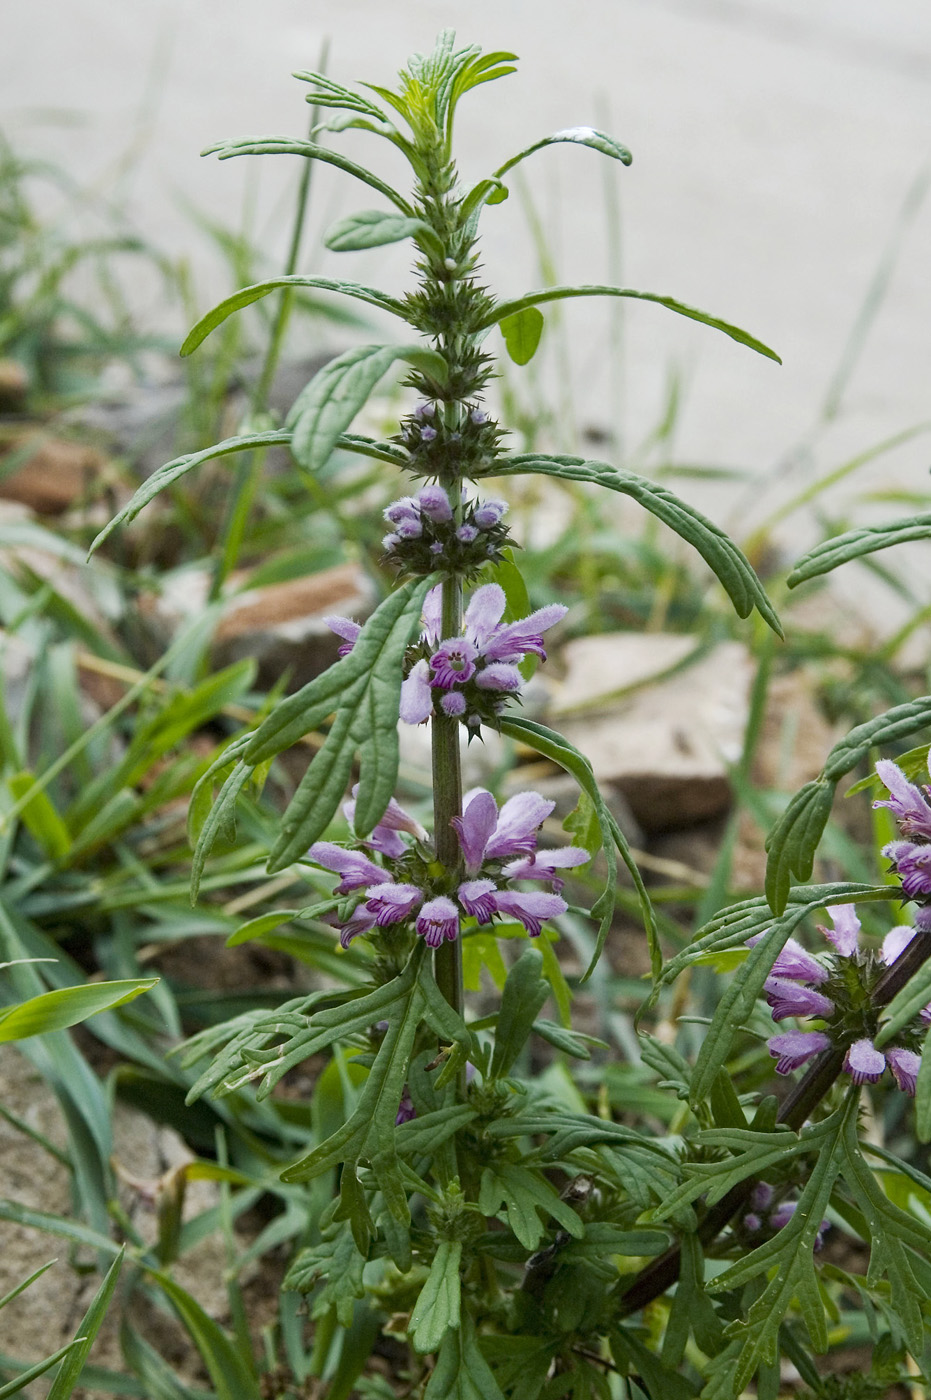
(3, 1), (930, 552)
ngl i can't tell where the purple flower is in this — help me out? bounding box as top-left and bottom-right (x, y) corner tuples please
(458, 879), (499, 923)
(770, 1200), (830, 1250)
(429, 639), (477, 689)
(456, 524), (479, 543)
(452, 789), (554, 874)
(887, 1047), (921, 1095)
(750, 1183), (773, 1212)
(470, 408), (488, 425)
(482, 604), (568, 664)
(416, 896), (460, 948)
(883, 841), (931, 900)
(472, 499), (508, 529)
(324, 615), (362, 657)
(874, 759), (931, 842)
(743, 1213), (762, 1234)
(420, 425), (437, 442)
(441, 691), (466, 717)
(475, 663), (522, 693)
(503, 847), (591, 890)
(339, 906), (377, 948)
(881, 924), (917, 964)
(843, 1038), (886, 1085)
(384, 497), (421, 527)
(341, 788), (427, 859)
(768, 1030), (831, 1075)
(415, 401), (435, 420)
(365, 883), (423, 926)
(395, 1088), (417, 1125)
(416, 485), (452, 522)
(747, 933), (828, 985)
(400, 659), (433, 724)
(763, 978), (834, 1022)
(819, 904), (860, 958)
(307, 842), (384, 894)
(490, 889), (567, 938)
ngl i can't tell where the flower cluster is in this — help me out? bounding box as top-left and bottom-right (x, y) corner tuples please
(400, 583), (565, 733)
(877, 757), (931, 918)
(741, 1183), (830, 1252)
(758, 907), (925, 1093)
(326, 583), (566, 736)
(381, 482), (511, 577)
(398, 400), (502, 475)
(308, 787), (588, 951)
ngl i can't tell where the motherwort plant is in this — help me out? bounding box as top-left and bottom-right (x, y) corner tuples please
(92, 32), (931, 1400)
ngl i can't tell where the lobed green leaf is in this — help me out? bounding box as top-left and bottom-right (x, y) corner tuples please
(324, 209), (443, 255)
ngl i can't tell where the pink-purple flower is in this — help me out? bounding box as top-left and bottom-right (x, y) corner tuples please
(753, 904), (928, 1094)
(398, 584), (567, 729)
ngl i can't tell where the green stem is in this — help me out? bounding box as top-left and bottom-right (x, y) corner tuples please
(432, 574), (464, 1030)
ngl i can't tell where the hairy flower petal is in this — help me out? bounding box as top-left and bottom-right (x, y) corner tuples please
(821, 905), (861, 959)
(324, 615), (362, 657)
(365, 882), (423, 926)
(416, 896), (459, 948)
(483, 604), (568, 663)
(874, 759), (931, 842)
(458, 878), (499, 923)
(768, 1029), (831, 1075)
(763, 977), (835, 1022)
(884, 840), (931, 900)
(485, 791), (555, 860)
(452, 790), (499, 873)
(463, 584), (507, 650)
(881, 924), (917, 965)
(307, 842), (384, 894)
(887, 1047), (921, 1095)
(400, 659), (433, 724)
(491, 888), (566, 937)
(843, 1038), (886, 1085)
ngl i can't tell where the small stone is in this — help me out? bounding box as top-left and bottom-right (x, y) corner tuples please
(551, 633), (754, 831)
(0, 432), (112, 514)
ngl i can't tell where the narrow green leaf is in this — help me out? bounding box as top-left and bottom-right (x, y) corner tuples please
(260, 578), (432, 868)
(0, 1201), (121, 1257)
(149, 1272), (261, 1400)
(325, 209), (442, 255)
(204, 136), (415, 214)
(409, 1240), (462, 1354)
(491, 454), (782, 636)
(190, 761), (252, 901)
(89, 431), (293, 555)
(287, 343), (447, 474)
(480, 284), (781, 363)
(181, 277), (405, 359)
(494, 126), (632, 178)
(7, 771), (71, 859)
(224, 910), (300, 948)
(490, 947), (548, 1078)
(0, 979), (158, 1043)
(499, 307), (544, 366)
(498, 716), (658, 979)
(788, 513), (931, 586)
(0, 1343), (83, 1400)
(46, 1250), (125, 1400)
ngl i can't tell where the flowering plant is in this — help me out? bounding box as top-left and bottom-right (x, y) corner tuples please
(91, 30), (931, 1400)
